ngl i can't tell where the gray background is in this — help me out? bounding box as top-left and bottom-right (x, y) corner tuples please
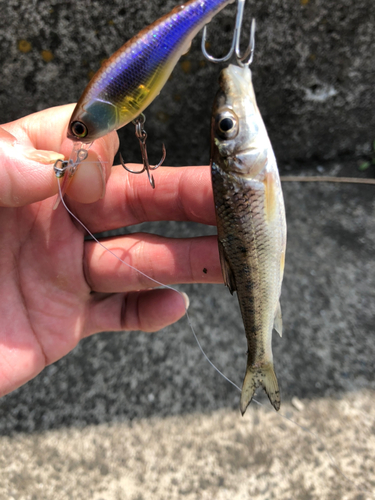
(1, 0), (374, 167)
(0, 1), (375, 499)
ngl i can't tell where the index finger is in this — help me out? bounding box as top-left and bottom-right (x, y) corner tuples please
(71, 163), (217, 232)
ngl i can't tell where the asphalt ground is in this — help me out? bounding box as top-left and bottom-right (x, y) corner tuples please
(0, 161), (374, 499)
(1, 1), (375, 497)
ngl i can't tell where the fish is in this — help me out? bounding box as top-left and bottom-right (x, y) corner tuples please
(67, 0), (235, 143)
(210, 64), (287, 414)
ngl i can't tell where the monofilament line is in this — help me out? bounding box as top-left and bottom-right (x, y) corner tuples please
(57, 180), (241, 393)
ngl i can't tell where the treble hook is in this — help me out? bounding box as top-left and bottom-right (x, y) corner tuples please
(202, 0), (256, 67)
(120, 113), (166, 189)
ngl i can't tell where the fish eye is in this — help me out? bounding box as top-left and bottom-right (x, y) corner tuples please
(71, 121), (88, 139)
(215, 110), (238, 139)
(219, 117), (234, 132)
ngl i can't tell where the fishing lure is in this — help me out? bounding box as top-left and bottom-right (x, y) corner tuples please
(55, 0), (236, 194)
(69, 0), (235, 143)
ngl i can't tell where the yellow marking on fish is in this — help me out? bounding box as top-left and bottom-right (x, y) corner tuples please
(263, 171), (277, 225)
(280, 250), (286, 276)
(120, 85), (152, 113)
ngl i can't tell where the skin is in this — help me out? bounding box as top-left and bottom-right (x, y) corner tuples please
(0, 104), (222, 398)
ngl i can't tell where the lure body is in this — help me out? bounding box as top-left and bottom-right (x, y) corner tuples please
(211, 64), (286, 414)
(68, 0), (235, 143)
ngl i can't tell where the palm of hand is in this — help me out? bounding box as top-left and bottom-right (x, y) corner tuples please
(0, 196), (89, 395)
(0, 104), (222, 397)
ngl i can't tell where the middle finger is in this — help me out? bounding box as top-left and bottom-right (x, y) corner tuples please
(84, 233), (222, 293)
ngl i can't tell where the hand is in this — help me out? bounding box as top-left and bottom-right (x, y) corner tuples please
(0, 105), (222, 397)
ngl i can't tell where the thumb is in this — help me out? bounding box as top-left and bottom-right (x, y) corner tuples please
(0, 105), (119, 208)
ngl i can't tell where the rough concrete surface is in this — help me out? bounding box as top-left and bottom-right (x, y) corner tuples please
(0, 0), (374, 166)
(1, 393), (375, 500)
(1, 168), (375, 499)
(0, 0), (375, 499)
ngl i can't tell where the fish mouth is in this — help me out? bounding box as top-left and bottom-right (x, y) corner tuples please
(222, 64), (253, 96)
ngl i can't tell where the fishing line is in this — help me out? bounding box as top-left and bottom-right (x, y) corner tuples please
(281, 175), (375, 185)
(57, 179), (241, 392)
(57, 179), (375, 498)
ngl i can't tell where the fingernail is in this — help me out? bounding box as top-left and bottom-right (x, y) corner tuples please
(82, 151), (106, 199)
(15, 145), (65, 164)
(66, 151), (106, 204)
(95, 158), (106, 199)
(0, 127), (17, 143)
(181, 292), (190, 310)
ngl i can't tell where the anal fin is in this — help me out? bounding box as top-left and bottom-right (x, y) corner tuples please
(273, 301), (283, 337)
(218, 240), (236, 295)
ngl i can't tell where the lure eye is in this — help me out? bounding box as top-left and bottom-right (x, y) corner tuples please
(215, 110), (238, 139)
(70, 121), (88, 139)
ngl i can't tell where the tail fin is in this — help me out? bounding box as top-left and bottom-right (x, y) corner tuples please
(240, 362), (280, 414)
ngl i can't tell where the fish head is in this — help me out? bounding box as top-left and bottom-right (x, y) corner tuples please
(67, 98), (119, 143)
(211, 64), (268, 178)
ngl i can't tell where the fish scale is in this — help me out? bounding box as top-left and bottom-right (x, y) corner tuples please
(211, 64), (286, 414)
(213, 167), (273, 339)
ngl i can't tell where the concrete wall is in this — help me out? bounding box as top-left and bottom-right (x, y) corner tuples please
(1, 0), (374, 168)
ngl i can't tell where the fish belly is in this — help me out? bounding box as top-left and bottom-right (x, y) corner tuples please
(212, 162), (284, 412)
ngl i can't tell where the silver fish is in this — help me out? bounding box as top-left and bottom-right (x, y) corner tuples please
(211, 64), (287, 413)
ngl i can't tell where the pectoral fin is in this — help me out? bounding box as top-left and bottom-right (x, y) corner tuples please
(273, 301), (283, 337)
(218, 240), (236, 295)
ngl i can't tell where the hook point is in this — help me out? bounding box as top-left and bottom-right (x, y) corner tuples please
(202, 0), (255, 67)
(120, 116), (166, 189)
